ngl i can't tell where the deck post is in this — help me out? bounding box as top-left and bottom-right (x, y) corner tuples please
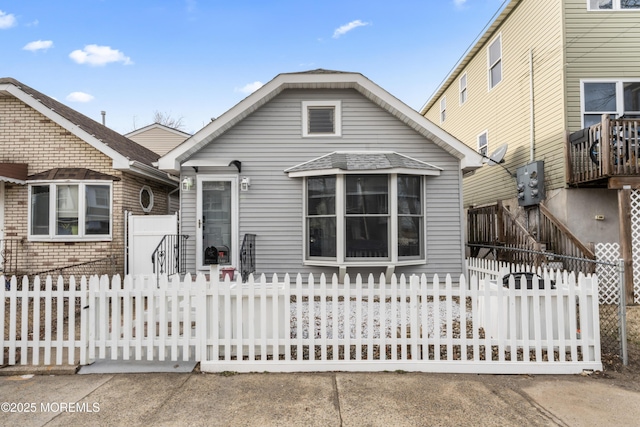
(618, 187), (634, 304)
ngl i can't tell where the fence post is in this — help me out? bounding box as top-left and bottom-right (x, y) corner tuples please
(618, 258), (628, 366)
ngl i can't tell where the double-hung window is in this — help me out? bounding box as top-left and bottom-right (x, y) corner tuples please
(582, 79), (640, 127)
(477, 131), (488, 157)
(440, 97), (447, 123)
(588, 0), (640, 10)
(29, 182), (112, 241)
(459, 73), (467, 105)
(488, 35), (502, 89)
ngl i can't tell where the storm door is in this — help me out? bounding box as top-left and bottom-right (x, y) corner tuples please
(196, 175), (238, 269)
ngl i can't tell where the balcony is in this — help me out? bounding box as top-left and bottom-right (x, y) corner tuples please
(566, 115), (640, 187)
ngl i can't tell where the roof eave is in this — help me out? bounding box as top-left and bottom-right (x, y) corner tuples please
(0, 83), (132, 170)
(159, 71), (483, 172)
(420, 0), (520, 114)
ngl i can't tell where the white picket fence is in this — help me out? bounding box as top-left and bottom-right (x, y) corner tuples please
(2, 268), (602, 374)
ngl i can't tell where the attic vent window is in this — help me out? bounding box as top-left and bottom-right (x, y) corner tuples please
(302, 101), (341, 137)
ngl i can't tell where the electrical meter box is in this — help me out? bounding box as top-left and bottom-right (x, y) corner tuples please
(516, 161), (545, 207)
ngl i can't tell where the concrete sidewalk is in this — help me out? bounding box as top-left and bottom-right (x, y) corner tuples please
(0, 370), (638, 426)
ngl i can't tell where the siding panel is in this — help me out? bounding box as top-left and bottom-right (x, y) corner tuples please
(181, 89), (465, 279)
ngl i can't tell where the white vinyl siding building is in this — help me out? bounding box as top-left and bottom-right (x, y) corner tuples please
(161, 71), (483, 281)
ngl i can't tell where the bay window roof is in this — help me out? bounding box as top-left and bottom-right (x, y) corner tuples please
(285, 151), (442, 177)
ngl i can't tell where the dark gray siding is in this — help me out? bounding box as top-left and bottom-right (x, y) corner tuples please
(182, 88), (465, 279)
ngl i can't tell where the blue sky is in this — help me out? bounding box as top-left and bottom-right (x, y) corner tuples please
(2, 0), (507, 135)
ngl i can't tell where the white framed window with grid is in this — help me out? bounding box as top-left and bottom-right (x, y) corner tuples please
(488, 34), (502, 90)
(459, 73), (467, 105)
(477, 131), (488, 157)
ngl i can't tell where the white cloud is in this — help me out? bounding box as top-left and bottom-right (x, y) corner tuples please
(236, 81), (264, 95)
(453, 0), (468, 9)
(66, 92), (95, 103)
(23, 40), (53, 52)
(332, 20), (370, 39)
(69, 44), (133, 66)
(0, 10), (17, 29)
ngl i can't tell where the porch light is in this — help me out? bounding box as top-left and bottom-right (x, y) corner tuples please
(240, 176), (250, 192)
(182, 177), (194, 191)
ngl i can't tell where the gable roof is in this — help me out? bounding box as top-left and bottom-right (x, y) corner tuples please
(158, 70), (484, 174)
(125, 122), (192, 139)
(285, 151), (442, 177)
(0, 78), (176, 186)
(420, 0), (519, 114)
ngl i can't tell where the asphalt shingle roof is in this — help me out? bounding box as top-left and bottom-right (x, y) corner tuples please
(0, 77), (160, 166)
(285, 152), (440, 174)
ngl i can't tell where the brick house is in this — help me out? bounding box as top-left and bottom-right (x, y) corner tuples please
(0, 78), (178, 277)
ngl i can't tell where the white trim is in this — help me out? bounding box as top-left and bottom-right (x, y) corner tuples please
(459, 73), (467, 106)
(125, 122), (191, 138)
(303, 173), (427, 267)
(580, 78), (640, 127)
(158, 72), (484, 173)
(288, 167), (441, 178)
(477, 130), (489, 156)
(587, 0), (640, 10)
(196, 174), (239, 270)
(302, 100), (342, 137)
(139, 185), (154, 213)
(487, 33), (503, 91)
(27, 181), (113, 242)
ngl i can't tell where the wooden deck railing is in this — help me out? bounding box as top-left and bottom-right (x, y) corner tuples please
(567, 114), (640, 185)
(467, 202), (543, 266)
(538, 204), (596, 274)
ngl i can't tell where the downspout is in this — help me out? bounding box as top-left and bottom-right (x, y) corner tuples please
(529, 48), (535, 162)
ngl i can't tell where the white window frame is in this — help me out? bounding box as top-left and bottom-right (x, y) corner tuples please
(587, 0), (640, 10)
(459, 73), (468, 105)
(302, 173), (426, 268)
(196, 174), (239, 270)
(580, 78), (640, 127)
(302, 100), (342, 137)
(488, 34), (503, 90)
(27, 181), (113, 242)
(440, 97), (447, 123)
(477, 131), (489, 157)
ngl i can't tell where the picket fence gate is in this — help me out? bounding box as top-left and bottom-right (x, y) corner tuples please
(1, 270), (602, 374)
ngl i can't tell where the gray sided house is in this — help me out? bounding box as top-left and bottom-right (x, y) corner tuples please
(159, 70), (483, 281)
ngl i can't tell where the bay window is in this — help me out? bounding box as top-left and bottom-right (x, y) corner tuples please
(305, 173), (425, 265)
(29, 182), (112, 240)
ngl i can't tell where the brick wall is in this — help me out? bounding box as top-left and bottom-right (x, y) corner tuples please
(1, 96), (173, 276)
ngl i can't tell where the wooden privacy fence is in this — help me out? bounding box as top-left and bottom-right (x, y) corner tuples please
(2, 271), (602, 374)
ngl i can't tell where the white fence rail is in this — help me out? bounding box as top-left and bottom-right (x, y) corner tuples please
(2, 269), (602, 374)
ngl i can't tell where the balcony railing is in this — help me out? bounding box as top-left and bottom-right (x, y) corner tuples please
(567, 114), (640, 185)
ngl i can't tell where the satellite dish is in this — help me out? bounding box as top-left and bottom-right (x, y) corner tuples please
(484, 144), (508, 166)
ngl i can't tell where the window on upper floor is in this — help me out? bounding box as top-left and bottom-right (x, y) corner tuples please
(440, 97), (447, 123)
(477, 131), (488, 157)
(459, 73), (467, 105)
(588, 0), (640, 10)
(582, 80), (640, 127)
(488, 35), (502, 89)
(29, 182), (112, 241)
(302, 100), (342, 137)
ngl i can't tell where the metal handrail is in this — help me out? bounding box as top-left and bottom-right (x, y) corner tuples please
(151, 234), (189, 280)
